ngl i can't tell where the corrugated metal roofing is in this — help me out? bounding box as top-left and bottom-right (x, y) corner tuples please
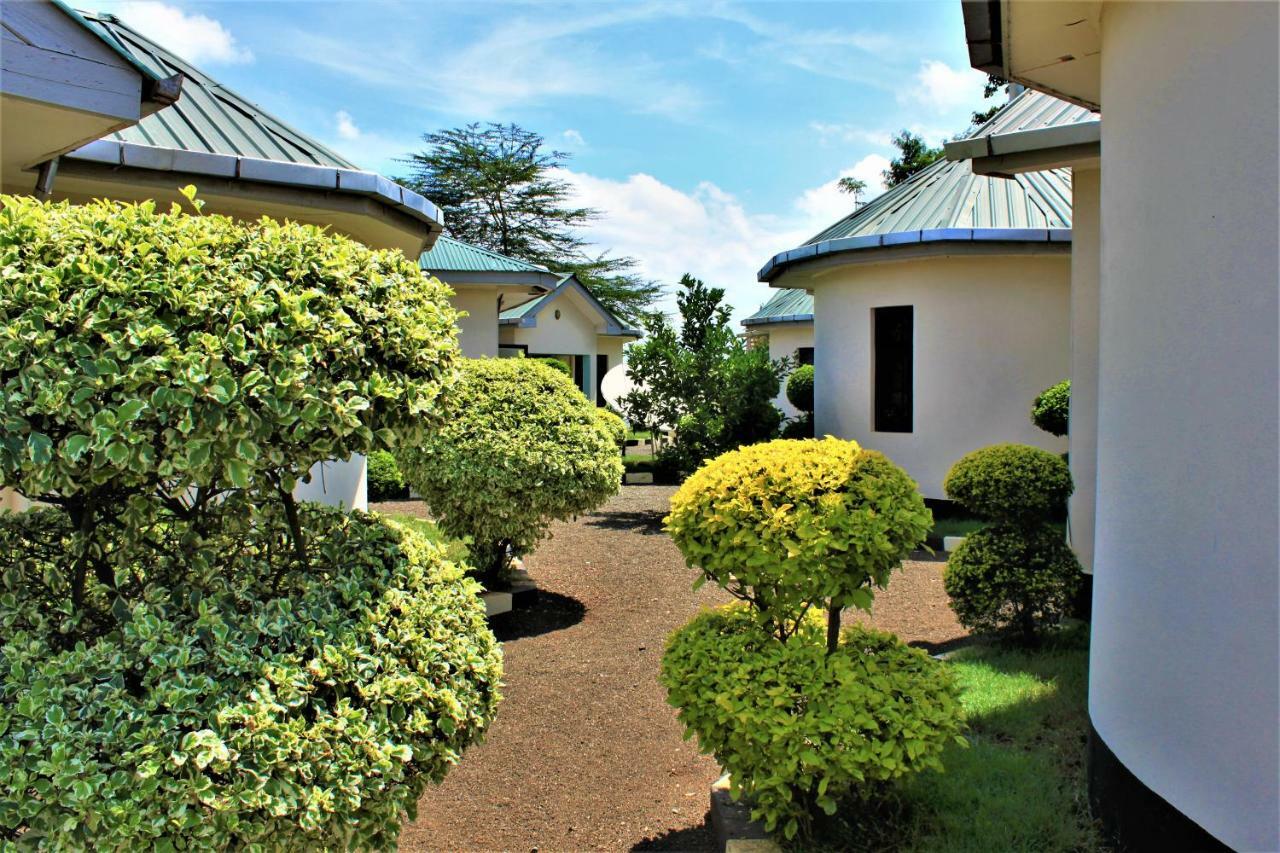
(743, 288), (814, 326)
(76, 10), (358, 168)
(804, 90), (1084, 245)
(422, 237), (552, 274)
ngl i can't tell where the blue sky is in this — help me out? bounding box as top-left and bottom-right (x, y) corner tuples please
(92, 0), (995, 321)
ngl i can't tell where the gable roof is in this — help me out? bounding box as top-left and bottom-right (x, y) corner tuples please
(742, 288), (814, 327)
(759, 90), (1093, 283)
(419, 236), (564, 289)
(73, 10), (355, 167)
(501, 275), (641, 338)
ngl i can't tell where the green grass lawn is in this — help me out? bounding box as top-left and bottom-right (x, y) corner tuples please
(816, 627), (1104, 852)
(625, 429), (653, 442)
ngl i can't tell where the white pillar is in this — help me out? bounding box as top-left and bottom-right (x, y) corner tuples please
(1067, 167), (1100, 573)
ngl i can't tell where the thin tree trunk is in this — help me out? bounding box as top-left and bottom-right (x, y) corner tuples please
(279, 490), (308, 568)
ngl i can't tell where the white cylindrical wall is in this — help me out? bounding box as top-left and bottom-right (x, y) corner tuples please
(812, 253), (1069, 498)
(1068, 168), (1100, 573)
(294, 454), (368, 512)
(1088, 3), (1279, 850)
(764, 323), (815, 418)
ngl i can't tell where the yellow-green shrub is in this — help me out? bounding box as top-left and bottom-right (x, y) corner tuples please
(0, 503), (502, 850)
(398, 358), (622, 578)
(593, 408), (627, 447)
(943, 444), (1072, 524)
(664, 437), (931, 636)
(661, 606), (963, 840)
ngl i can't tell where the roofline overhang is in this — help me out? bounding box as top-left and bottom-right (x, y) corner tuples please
(62, 139), (443, 237)
(962, 0), (1005, 76)
(759, 227), (1071, 283)
(945, 120), (1101, 177)
(741, 314), (815, 328)
(500, 275), (637, 336)
(425, 269), (560, 289)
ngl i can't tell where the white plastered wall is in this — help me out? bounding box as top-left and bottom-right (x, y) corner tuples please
(500, 291), (600, 400)
(812, 253), (1069, 498)
(449, 286), (500, 357)
(1068, 168), (1100, 573)
(1087, 3), (1279, 849)
(762, 322), (815, 419)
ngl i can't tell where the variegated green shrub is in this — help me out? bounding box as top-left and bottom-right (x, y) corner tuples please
(0, 502), (502, 850)
(665, 437), (931, 640)
(398, 358), (622, 579)
(661, 606), (963, 840)
(0, 192), (459, 505)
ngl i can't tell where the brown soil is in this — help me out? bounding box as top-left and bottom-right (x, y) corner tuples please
(387, 486), (967, 852)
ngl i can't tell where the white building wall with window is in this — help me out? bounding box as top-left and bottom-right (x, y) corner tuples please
(812, 253), (1068, 498)
(756, 322), (814, 419)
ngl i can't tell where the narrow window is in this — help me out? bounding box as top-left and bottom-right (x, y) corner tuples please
(596, 354), (609, 406)
(874, 306), (912, 432)
(574, 354), (588, 396)
(796, 346), (814, 366)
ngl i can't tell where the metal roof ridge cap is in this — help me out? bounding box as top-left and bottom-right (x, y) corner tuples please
(65, 139), (124, 165)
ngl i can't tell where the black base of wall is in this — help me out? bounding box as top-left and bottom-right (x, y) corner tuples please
(1088, 722), (1228, 852)
(1073, 572), (1093, 621)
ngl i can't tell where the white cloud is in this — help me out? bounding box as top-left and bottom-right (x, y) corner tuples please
(810, 122), (893, 148)
(335, 110), (360, 141)
(899, 59), (987, 113)
(557, 162), (887, 325)
(562, 129), (586, 147)
(113, 1), (252, 64)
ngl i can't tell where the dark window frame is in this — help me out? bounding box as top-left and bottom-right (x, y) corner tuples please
(873, 306), (913, 433)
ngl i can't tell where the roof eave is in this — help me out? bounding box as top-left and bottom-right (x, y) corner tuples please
(742, 314), (815, 327)
(426, 269), (560, 288)
(759, 228), (1072, 283)
(946, 120), (1101, 176)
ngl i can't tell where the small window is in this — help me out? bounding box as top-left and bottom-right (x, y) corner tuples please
(873, 306), (912, 432)
(796, 347), (814, 366)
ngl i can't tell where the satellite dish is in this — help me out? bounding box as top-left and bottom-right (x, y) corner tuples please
(599, 363), (635, 411)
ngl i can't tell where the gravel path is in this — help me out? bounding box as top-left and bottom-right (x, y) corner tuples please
(386, 486), (967, 852)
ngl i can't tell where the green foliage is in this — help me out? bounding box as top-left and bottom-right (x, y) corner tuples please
(661, 606), (964, 840)
(623, 275), (786, 477)
(0, 194), (459, 503)
(786, 364), (814, 414)
(593, 408), (627, 447)
(0, 503), (502, 849)
(665, 437), (931, 638)
(398, 358), (622, 578)
(944, 524), (1081, 642)
(883, 130), (944, 188)
(398, 122), (659, 321)
(367, 450), (409, 501)
(780, 412), (814, 439)
(1031, 379), (1071, 437)
(530, 356), (572, 377)
(943, 444), (1073, 524)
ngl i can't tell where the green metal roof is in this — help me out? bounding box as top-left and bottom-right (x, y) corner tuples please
(760, 90), (1091, 282)
(742, 288), (814, 327)
(421, 236), (552, 274)
(74, 10), (358, 168)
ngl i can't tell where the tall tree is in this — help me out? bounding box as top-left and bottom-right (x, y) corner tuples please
(882, 130), (944, 188)
(399, 122), (660, 321)
(837, 176), (868, 209)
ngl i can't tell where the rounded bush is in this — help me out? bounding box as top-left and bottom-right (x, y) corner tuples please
(1031, 379), (1070, 437)
(944, 524), (1082, 640)
(530, 356), (572, 377)
(0, 194), (459, 501)
(785, 364), (814, 414)
(666, 438), (929, 630)
(593, 408), (627, 447)
(367, 450), (409, 501)
(398, 358), (622, 576)
(661, 606), (963, 840)
(943, 444), (1072, 524)
(0, 504), (502, 850)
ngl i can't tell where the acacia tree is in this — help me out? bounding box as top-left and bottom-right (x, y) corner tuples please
(399, 122), (660, 321)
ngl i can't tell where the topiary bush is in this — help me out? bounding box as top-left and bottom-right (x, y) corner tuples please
(0, 193), (459, 507)
(942, 444), (1072, 524)
(666, 437), (931, 643)
(530, 356), (573, 377)
(0, 194), (494, 848)
(661, 606), (963, 840)
(786, 364), (814, 414)
(1031, 379), (1070, 437)
(944, 524), (1081, 641)
(0, 501), (502, 850)
(367, 450), (409, 501)
(398, 358), (622, 580)
(943, 444), (1081, 642)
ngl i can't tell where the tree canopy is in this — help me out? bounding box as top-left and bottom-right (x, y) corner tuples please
(399, 122), (660, 321)
(882, 131), (944, 188)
